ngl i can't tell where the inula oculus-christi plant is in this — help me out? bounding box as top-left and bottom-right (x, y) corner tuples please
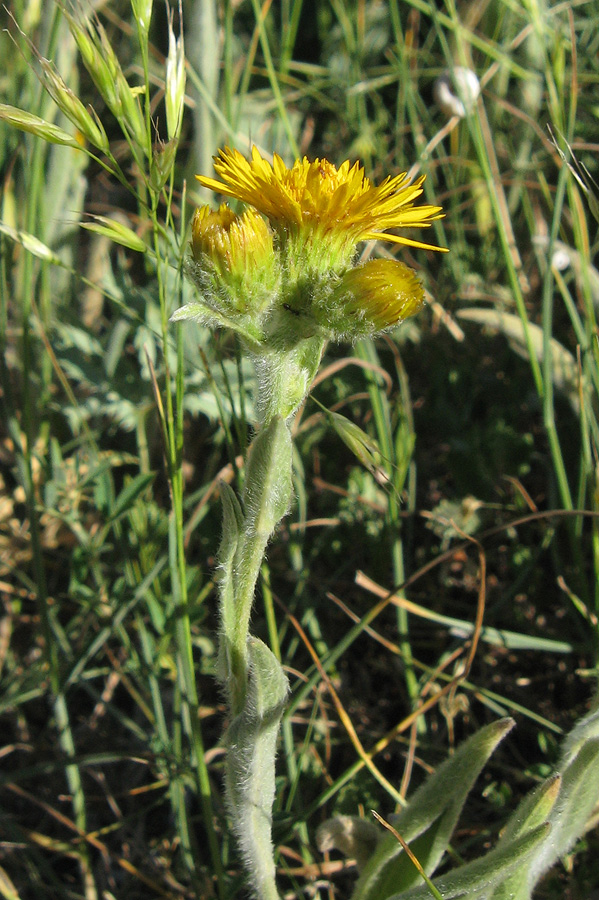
(173, 145), (447, 899)
(2, 2), (599, 898)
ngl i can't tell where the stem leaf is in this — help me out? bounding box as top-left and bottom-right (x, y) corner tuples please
(353, 718), (515, 900)
(226, 636), (289, 900)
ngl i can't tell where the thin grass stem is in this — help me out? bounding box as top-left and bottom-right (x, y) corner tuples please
(356, 339), (421, 717)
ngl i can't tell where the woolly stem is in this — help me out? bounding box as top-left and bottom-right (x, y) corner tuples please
(216, 343), (323, 898)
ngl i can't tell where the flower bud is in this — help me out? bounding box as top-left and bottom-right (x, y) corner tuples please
(322, 258), (425, 339)
(182, 204), (280, 341)
(190, 204), (278, 310)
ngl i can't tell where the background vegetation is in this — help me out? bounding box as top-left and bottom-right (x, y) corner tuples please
(1, 0), (598, 898)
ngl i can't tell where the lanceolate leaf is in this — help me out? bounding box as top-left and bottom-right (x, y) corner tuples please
(225, 638), (289, 900)
(493, 701), (599, 899)
(216, 481), (245, 683)
(389, 824), (550, 900)
(527, 737), (599, 887)
(352, 719), (515, 900)
(489, 776), (561, 900)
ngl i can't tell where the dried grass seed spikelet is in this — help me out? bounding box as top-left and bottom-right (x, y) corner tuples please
(63, 6), (146, 147)
(30, 49), (110, 152)
(0, 103), (82, 148)
(165, 8), (186, 142)
(131, 0), (153, 40)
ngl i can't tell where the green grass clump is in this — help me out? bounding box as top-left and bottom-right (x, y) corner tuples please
(1, 1), (598, 898)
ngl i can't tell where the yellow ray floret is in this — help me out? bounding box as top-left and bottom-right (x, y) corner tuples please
(196, 146), (447, 253)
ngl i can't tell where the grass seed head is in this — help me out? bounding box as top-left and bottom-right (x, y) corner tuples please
(165, 10), (186, 142)
(0, 103), (81, 148)
(37, 58), (110, 153)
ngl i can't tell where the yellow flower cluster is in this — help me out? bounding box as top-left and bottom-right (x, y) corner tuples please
(181, 145), (446, 342)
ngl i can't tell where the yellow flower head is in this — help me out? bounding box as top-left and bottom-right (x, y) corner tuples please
(191, 203), (274, 276)
(196, 146), (447, 268)
(326, 258), (426, 337)
(187, 203), (278, 326)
